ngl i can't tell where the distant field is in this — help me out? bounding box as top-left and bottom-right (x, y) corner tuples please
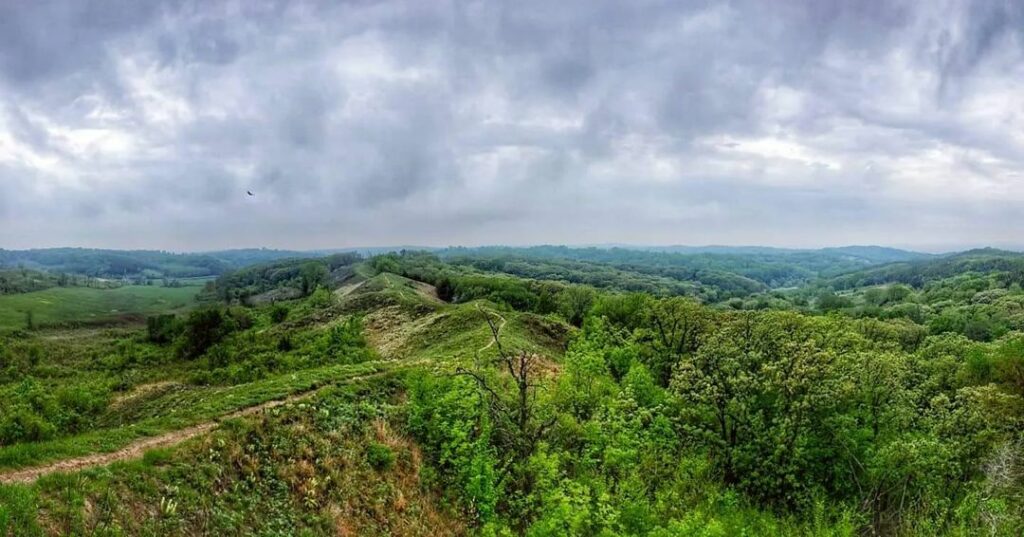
(0, 285), (200, 330)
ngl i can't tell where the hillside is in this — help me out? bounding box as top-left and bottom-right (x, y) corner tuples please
(823, 249), (1024, 290)
(437, 245), (929, 293)
(0, 249), (1022, 536)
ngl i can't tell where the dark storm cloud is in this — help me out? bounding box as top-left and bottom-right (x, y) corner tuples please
(1, 0), (1023, 250)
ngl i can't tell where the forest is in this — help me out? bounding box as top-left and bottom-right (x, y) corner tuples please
(0, 246), (1021, 536)
(0, 248), (319, 280)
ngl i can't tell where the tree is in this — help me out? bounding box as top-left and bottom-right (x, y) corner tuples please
(459, 308), (555, 462)
(436, 276), (455, 302)
(817, 290), (852, 311)
(670, 312), (844, 507)
(637, 297), (711, 385)
(177, 308), (232, 360)
(456, 307), (556, 526)
(558, 285), (596, 327)
(299, 262), (328, 296)
(269, 304), (289, 324)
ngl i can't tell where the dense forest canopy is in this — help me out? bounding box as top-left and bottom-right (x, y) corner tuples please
(437, 245), (930, 288)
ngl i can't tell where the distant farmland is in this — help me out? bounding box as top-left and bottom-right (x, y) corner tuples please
(0, 285), (201, 331)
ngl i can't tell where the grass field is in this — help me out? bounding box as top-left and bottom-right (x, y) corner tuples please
(0, 285), (200, 331)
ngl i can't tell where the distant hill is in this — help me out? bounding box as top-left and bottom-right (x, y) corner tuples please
(0, 248), (316, 279)
(623, 244), (929, 264)
(822, 248), (1024, 290)
(435, 244), (930, 291)
(818, 245), (933, 264)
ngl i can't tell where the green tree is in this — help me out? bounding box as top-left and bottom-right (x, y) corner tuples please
(176, 308), (233, 360)
(558, 285), (596, 327)
(299, 262), (328, 296)
(671, 312), (843, 507)
(637, 297), (711, 385)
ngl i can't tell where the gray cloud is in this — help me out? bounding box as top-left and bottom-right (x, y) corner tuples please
(1, 0), (1023, 251)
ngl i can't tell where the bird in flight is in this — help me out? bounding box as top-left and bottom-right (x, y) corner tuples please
(247, 190), (254, 196)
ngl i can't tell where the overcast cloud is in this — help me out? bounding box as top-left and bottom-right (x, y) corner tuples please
(0, 0), (1022, 251)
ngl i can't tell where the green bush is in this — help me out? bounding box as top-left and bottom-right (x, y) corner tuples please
(176, 308), (235, 360)
(146, 314), (180, 344)
(366, 442), (396, 471)
(270, 304), (289, 324)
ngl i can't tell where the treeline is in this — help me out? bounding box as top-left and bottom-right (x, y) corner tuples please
(0, 269), (64, 295)
(438, 245), (921, 291)
(0, 268), (120, 295)
(370, 252), (600, 325)
(207, 253), (362, 303)
(446, 255), (701, 296)
(824, 249), (1024, 291)
(0, 247), (316, 280)
(409, 293), (1024, 535)
(800, 255), (1024, 342)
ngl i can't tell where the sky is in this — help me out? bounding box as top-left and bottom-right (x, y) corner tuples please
(0, 0), (1023, 252)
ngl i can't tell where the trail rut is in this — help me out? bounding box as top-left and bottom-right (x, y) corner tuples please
(477, 309), (507, 353)
(0, 367), (413, 485)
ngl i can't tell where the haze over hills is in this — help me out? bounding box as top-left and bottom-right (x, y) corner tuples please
(0, 243), (937, 278)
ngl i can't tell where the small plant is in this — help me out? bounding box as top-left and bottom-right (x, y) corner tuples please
(159, 496), (178, 517)
(310, 287), (332, 308)
(366, 442), (396, 471)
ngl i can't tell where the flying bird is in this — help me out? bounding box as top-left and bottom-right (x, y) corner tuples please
(247, 190), (254, 196)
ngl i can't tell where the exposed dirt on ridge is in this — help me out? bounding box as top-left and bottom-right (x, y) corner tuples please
(109, 381), (180, 409)
(0, 368), (416, 485)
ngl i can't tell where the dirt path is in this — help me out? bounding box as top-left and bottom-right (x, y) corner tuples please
(477, 309), (507, 354)
(0, 366), (420, 485)
(334, 279), (366, 298)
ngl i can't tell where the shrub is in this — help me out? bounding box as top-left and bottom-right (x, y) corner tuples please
(319, 317), (372, 364)
(0, 408), (56, 444)
(176, 308), (234, 360)
(146, 314), (180, 344)
(310, 287), (332, 308)
(270, 304), (289, 324)
(366, 442), (396, 471)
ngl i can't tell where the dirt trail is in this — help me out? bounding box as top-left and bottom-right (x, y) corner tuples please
(334, 279), (366, 298)
(0, 367), (415, 485)
(477, 309), (507, 354)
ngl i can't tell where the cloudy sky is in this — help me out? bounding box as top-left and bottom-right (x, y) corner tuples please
(1, 0), (1022, 251)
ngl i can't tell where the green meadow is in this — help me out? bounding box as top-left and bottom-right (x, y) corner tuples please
(0, 285), (201, 331)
